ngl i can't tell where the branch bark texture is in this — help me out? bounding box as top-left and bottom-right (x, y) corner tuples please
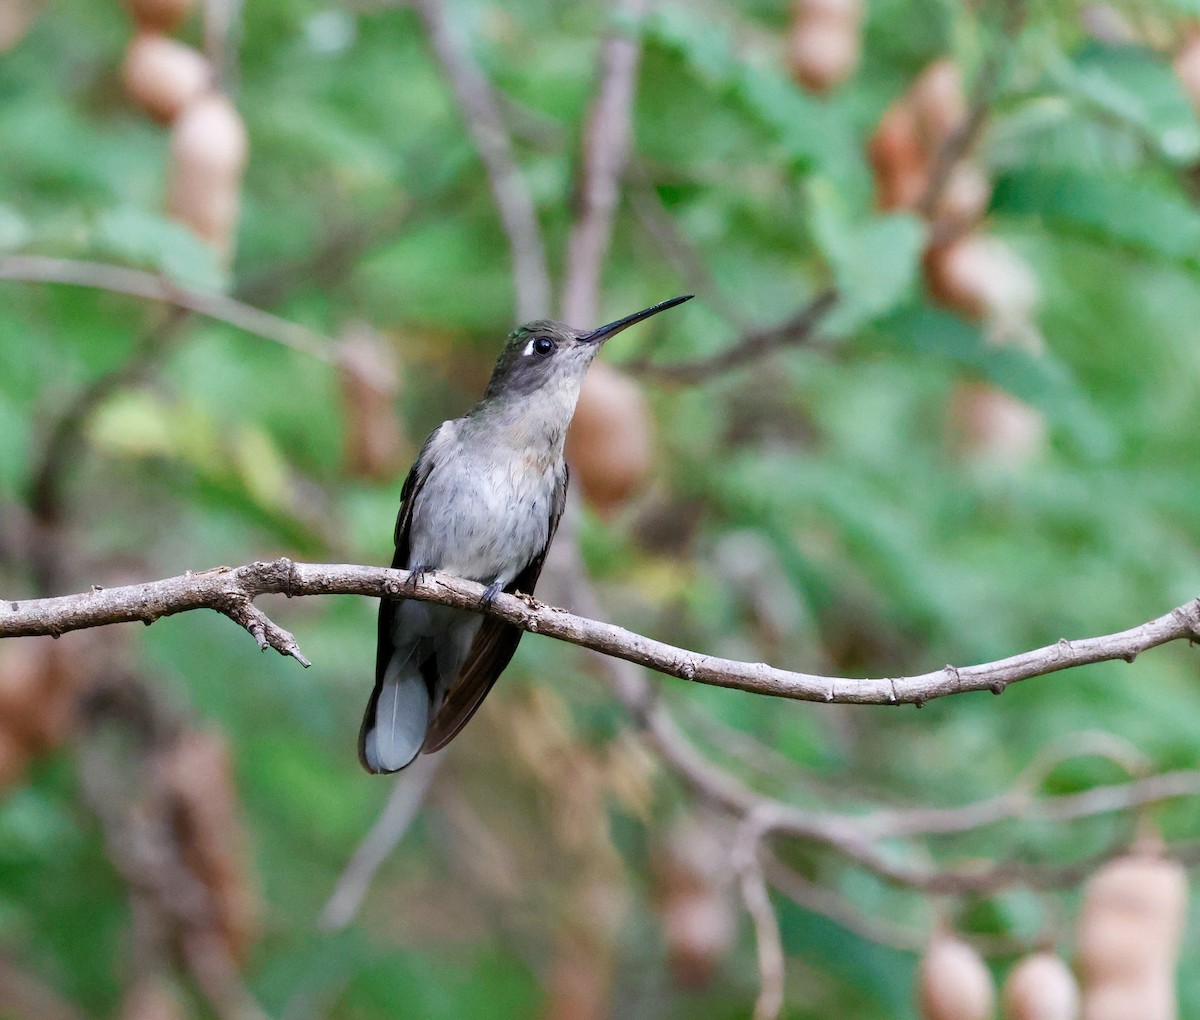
(3, 559), (1198, 710)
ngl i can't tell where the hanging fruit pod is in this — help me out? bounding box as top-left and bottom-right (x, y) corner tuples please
(121, 0), (196, 33)
(1077, 847), (1187, 1020)
(1002, 951), (1080, 1020)
(565, 361), (654, 517)
(165, 92), (248, 260)
(917, 932), (996, 1020)
(121, 33), (211, 124)
(336, 322), (408, 481)
(786, 0), (865, 94)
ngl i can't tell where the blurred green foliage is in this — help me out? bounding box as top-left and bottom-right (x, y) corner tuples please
(2, 0), (1200, 1017)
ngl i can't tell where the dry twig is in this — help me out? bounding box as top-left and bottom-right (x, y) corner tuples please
(626, 288), (838, 383)
(560, 0), (648, 325)
(3, 556), (1200, 714)
(412, 0), (551, 319)
(734, 810), (786, 1020)
(0, 256), (331, 359)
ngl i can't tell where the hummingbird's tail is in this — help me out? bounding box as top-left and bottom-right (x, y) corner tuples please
(358, 653), (432, 773)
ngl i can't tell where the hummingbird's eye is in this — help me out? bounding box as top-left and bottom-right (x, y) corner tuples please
(532, 336), (556, 357)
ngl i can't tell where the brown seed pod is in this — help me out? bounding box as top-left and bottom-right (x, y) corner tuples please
(1077, 851), (1187, 1020)
(653, 816), (735, 989)
(121, 0), (196, 33)
(565, 361), (653, 517)
(924, 234), (1038, 325)
(155, 728), (259, 962)
(917, 933), (996, 1020)
(947, 382), (1045, 466)
(336, 322), (408, 481)
(786, 0), (864, 94)
(868, 99), (929, 211)
(797, 0), (864, 21)
(121, 33), (211, 125)
(929, 161), (992, 231)
(166, 93), (248, 259)
(1174, 34), (1200, 117)
(120, 975), (188, 1020)
(0, 0), (40, 53)
(911, 59), (967, 155)
(788, 17), (862, 94)
(1002, 952), (1080, 1020)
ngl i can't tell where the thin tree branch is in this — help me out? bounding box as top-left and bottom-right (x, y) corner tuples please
(0, 953), (91, 1020)
(0, 256), (332, 360)
(625, 288), (838, 383)
(734, 811), (785, 1020)
(233, 199), (413, 308)
(560, 0), (648, 326)
(3, 558), (1200, 712)
(318, 754), (441, 931)
(412, 0), (551, 319)
(9, 554), (1200, 899)
(628, 174), (750, 330)
(28, 307), (190, 594)
(760, 852), (927, 954)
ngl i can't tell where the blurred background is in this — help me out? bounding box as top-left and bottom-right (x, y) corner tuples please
(2, 0), (1200, 1017)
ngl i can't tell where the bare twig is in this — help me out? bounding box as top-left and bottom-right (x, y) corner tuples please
(28, 307), (190, 593)
(0, 954), (91, 1020)
(319, 754), (441, 931)
(4, 557), (1200, 715)
(0, 256), (332, 359)
(560, 0), (648, 325)
(234, 199), (414, 308)
(628, 176), (749, 330)
(412, 0), (551, 319)
(734, 810), (785, 1020)
(626, 289), (838, 383)
(761, 852), (926, 953)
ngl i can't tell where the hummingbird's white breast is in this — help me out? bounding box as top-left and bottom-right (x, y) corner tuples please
(405, 414), (564, 588)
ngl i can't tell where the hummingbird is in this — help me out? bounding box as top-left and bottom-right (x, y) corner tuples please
(359, 294), (693, 773)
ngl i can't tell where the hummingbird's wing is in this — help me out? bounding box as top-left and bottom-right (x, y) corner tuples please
(421, 465), (569, 754)
(358, 428), (442, 773)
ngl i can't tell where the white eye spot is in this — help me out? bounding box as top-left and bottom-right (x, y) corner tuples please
(523, 339), (537, 357)
(523, 336), (557, 358)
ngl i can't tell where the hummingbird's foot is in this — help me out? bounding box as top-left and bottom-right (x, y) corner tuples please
(479, 581), (503, 611)
(405, 564), (429, 590)
(515, 591), (547, 611)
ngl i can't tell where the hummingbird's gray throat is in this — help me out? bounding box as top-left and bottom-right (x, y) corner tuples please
(360, 294), (693, 774)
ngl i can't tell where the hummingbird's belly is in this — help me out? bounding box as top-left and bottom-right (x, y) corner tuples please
(407, 452), (557, 585)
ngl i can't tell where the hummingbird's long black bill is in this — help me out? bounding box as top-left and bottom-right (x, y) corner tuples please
(580, 294), (693, 344)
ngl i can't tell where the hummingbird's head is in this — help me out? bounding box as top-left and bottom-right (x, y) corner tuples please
(483, 295), (693, 403)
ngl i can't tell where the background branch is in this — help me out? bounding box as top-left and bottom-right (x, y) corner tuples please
(0, 256), (331, 359)
(559, 0), (647, 325)
(625, 288), (838, 383)
(413, 0), (551, 319)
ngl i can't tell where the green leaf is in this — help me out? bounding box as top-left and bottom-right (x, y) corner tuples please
(992, 167), (1200, 268)
(1050, 45), (1200, 164)
(91, 207), (228, 292)
(810, 180), (926, 332)
(873, 304), (1114, 457)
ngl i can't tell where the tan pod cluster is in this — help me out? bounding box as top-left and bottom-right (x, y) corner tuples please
(869, 57), (1044, 464)
(1077, 850), (1188, 1020)
(118, 0), (247, 261)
